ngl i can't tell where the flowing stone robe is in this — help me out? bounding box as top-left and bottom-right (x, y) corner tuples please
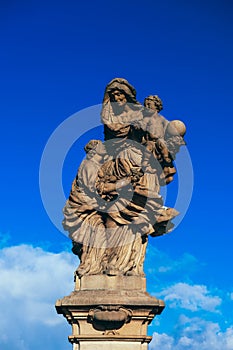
(63, 78), (183, 278)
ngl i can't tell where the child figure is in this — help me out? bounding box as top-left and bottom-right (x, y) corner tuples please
(136, 95), (186, 184)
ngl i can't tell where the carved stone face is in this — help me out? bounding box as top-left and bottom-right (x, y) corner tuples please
(144, 97), (157, 111)
(109, 89), (127, 106)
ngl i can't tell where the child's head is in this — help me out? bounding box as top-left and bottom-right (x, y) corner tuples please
(144, 95), (163, 112)
(84, 140), (106, 157)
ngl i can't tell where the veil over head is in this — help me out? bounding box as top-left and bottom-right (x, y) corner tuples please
(103, 78), (138, 104)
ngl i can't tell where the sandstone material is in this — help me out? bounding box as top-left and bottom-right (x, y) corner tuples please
(62, 78), (185, 278)
(56, 78), (186, 349)
(75, 274), (147, 291)
(56, 275), (164, 350)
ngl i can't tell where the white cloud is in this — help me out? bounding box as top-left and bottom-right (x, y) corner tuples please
(0, 244), (230, 350)
(150, 332), (173, 350)
(0, 244), (76, 350)
(157, 253), (198, 274)
(150, 318), (233, 350)
(157, 282), (221, 312)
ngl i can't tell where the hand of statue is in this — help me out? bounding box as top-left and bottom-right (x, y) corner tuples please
(98, 177), (131, 194)
(96, 182), (115, 194)
(145, 140), (155, 152)
(101, 183), (117, 194)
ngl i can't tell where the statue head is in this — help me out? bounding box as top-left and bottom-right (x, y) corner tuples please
(144, 95), (163, 112)
(84, 140), (106, 157)
(103, 78), (137, 105)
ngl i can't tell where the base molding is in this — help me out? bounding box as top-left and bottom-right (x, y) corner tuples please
(56, 275), (165, 350)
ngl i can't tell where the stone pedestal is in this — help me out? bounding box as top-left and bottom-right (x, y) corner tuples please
(56, 275), (165, 349)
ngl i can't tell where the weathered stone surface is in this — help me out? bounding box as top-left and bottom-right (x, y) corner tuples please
(75, 274), (147, 291)
(72, 339), (149, 350)
(56, 78), (186, 349)
(62, 78), (185, 278)
(56, 289), (164, 308)
(56, 276), (164, 350)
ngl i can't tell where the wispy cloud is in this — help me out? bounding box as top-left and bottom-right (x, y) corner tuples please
(157, 282), (221, 312)
(150, 317), (233, 350)
(145, 243), (199, 289)
(145, 243), (232, 349)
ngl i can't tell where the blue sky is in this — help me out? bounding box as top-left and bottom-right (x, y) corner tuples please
(1, 0), (233, 349)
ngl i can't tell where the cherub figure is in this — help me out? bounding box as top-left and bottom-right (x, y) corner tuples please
(136, 95), (186, 184)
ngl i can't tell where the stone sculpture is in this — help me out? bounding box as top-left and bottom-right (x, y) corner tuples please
(63, 78), (186, 278)
(57, 78), (187, 350)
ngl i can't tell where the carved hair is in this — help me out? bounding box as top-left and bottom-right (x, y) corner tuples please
(144, 95), (163, 112)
